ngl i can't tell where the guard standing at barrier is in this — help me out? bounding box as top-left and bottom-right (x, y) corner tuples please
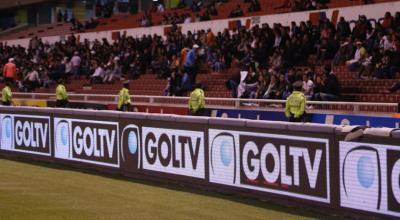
(285, 81), (306, 122)
(2, 81), (12, 106)
(117, 80), (131, 112)
(55, 79), (68, 108)
(189, 82), (205, 116)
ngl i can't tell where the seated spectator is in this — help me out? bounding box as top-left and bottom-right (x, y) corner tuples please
(90, 64), (105, 84)
(277, 73), (292, 100)
(209, 5), (218, 16)
(263, 74), (279, 99)
(103, 57), (122, 83)
(248, 0), (261, 12)
(184, 14), (192, 24)
(157, 3), (165, 12)
(191, 0), (203, 12)
(213, 53), (226, 72)
(313, 65), (341, 101)
(177, 0), (186, 8)
(165, 71), (182, 96)
(250, 73), (269, 99)
(229, 4), (244, 18)
(373, 49), (391, 79)
(345, 41), (368, 73)
(381, 12), (394, 32)
(389, 42), (400, 78)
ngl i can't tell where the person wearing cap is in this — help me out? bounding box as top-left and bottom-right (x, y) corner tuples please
(189, 82), (205, 116)
(55, 79), (68, 108)
(184, 44), (200, 84)
(285, 81), (306, 122)
(345, 41), (367, 72)
(2, 81), (12, 106)
(3, 58), (16, 85)
(117, 80), (131, 112)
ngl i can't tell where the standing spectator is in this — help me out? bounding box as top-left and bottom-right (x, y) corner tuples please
(23, 67), (41, 91)
(184, 44), (200, 84)
(3, 58), (16, 84)
(302, 73), (314, 99)
(63, 9), (68, 22)
(71, 51), (81, 79)
(56, 9), (63, 23)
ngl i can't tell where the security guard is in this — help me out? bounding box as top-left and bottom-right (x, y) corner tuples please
(285, 81), (306, 122)
(55, 79), (68, 108)
(117, 80), (131, 111)
(189, 82), (205, 116)
(2, 82), (12, 106)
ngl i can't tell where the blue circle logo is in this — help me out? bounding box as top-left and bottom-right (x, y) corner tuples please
(357, 156), (375, 188)
(220, 140), (232, 166)
(4, 119), (11, 138)
(60, 125), (68, 146)
(128, 131), (137, 154)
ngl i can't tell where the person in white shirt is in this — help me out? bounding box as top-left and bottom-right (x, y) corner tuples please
(157, 3), (165, 12)
(70, 51), (81, 79)
(184, 14), (192, 24)
(380, 34), (394, 52)
(302, 74), (314, 99)
(23, 67), (41, 91)
(90, 64), (105, 84)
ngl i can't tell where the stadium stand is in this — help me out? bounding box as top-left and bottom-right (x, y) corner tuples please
(1, 0), (399, 41)
(1, 2), (400, 113)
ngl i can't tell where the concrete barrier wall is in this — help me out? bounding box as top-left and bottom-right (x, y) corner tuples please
(0, 106), (399, 219)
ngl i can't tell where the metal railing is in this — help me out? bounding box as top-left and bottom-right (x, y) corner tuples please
(12, 92), (399, 113)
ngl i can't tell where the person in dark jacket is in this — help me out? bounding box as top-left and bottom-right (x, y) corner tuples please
(313, 65), (341, 101)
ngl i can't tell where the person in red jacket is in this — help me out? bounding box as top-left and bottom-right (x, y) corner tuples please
(3, 58), (16, 85)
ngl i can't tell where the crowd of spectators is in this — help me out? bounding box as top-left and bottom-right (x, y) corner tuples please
(1, 10), (400, 102)
(56, 9), (99, 32)
(140, 0), (226, 27)
(274, 0), (329, 12)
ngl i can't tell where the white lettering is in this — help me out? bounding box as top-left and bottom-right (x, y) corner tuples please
(280, 145), (292, 185)
(289, 147), (303, 186)
(15, 120), (23, 146)
(73, 126), (83, 155)
(105, 129), (115, 158)
(303, 149), (322, 189)
(260, 143), (280, 183)
(242, 141), (259, 180)
(83, 127), (94, 156)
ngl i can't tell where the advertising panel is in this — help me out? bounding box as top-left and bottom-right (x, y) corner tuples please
(142, 127), (205, 179)
(0, 114), (51, 156)
(340, 141), (400, 217)
(209, 129), (330, 203)
(54, 118), (120, 168)
(312, 114), (400, 128)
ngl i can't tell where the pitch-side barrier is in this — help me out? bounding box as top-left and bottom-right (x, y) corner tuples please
(0, 106), (399, 219)
(12, 92), (400, 113)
